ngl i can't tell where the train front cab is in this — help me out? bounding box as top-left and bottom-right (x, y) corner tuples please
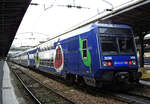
(96, 24), (142, 85)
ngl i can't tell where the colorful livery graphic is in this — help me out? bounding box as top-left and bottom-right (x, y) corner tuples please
(11, 23), (141, 87)
(54, 44), (64, 72)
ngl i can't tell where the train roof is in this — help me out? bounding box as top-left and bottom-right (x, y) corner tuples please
(36, 23), (132, 46)
(93, 23), (132, 29)
(17, 23), (133, 55)
(46, 23), (132, 42)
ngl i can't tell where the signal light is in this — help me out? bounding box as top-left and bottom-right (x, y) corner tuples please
(103, 61), (112, 67)
(107, 61), (112, 66)
(103, 61), (107, 67)
(124, 61), (128, 64)
(129, 61), (132, 65)
(129, 60), (136, 65)
(132, 60), (136, 65)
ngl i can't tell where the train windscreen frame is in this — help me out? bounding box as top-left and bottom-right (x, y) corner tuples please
(99, 27), (136, 56)
(99, 27), (132, 35)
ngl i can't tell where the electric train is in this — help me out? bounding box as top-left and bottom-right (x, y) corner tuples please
(11, 23), (141, 87)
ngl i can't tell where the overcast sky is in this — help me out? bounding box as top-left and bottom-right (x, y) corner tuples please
(12, 0), (138, 47)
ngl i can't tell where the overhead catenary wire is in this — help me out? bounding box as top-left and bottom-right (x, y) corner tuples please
(18, 0), (138, 48)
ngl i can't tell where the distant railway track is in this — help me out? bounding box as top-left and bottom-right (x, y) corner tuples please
(75, 85), (150, 104)
(12, 68), (74, 104)
(96, 83), (150, 104)
(110, 92), (150, 104)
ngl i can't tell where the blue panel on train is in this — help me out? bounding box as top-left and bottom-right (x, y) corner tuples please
(114, 61), (128, 67)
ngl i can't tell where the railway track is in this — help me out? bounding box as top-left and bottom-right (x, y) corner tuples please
(10, 63), (150, 104)
(110, 92), (150, 104)
(75, 85), (150, 104)
(12, 68), (74, 104)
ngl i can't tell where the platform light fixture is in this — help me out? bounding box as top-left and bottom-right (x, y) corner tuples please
(30, 3), (39, 6)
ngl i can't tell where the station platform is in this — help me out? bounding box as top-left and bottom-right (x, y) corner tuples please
(139, 66), (150, 86)
(140, 79), (150, 86)
(0, 60), (19, 104)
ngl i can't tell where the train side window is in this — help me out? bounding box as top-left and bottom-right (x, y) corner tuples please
(48, 47), (50, 50)
(82, 39), (87, 58)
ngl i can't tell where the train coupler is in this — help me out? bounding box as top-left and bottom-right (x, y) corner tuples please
(114, 72), (129, 82)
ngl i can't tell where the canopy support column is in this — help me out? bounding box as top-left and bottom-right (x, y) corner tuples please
(139, 32), (144, 67)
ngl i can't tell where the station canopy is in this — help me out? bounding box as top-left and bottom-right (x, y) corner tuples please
(100, 0), (150, 34)
(1, 0), (150, 58)
(0, 0), (31, 58)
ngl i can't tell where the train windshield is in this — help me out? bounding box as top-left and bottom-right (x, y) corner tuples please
(99, 27), (136, 56)
(100, 37), (118, 55)
(118, 37), (135, 55)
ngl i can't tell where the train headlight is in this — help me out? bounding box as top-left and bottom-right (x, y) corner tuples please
(107, 61), (112, 66)
(132, 60), (136, 65)
(103, 61), (112, 67)
(129, 60), (132, 65)
(103, 61), (107, 67)
(129, 60), (136, 65)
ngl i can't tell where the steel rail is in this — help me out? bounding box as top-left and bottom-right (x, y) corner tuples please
(125, 92), (150, 102)
(11, 62), (150, 104)
(110, 92), (150, 104)
(12, 68), (75, 104)
(22, 70), (75, 104)
(12, 70), (42, 104)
